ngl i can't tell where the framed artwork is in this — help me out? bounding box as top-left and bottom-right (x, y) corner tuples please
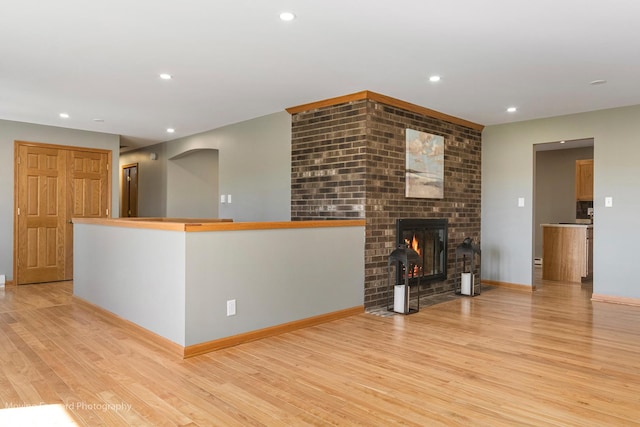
(405, 129), (444, 199)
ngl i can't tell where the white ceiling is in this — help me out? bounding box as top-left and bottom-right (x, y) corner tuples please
(2, 1), (639, 151)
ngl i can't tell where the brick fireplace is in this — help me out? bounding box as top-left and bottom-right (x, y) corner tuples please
(288, 91), (482, 309)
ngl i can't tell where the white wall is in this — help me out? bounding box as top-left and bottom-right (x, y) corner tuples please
(482, 105), (640, 298)
(0, 119), (120, 281)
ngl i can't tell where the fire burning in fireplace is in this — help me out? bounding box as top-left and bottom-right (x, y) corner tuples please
(396, 218), (448, 284)
(405, 234), (422, 276)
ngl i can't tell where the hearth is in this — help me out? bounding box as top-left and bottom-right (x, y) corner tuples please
(396, 218), (448, 285)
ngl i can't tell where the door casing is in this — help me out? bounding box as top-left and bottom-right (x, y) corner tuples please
(121, 163), (138, 217)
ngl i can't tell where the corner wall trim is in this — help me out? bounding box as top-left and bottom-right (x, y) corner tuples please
(591, 293), (640, 307)
(73, 296), (185, 358)
(183, 306), (364, 358)
(482, 279), (536, 292)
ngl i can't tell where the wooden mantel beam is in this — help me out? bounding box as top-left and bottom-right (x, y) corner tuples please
(286, 90), (484, 131)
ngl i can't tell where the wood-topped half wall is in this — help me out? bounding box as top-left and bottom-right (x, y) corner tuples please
(73, 219), (366, 357)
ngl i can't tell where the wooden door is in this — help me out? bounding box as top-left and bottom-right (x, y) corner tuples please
(16, 145), (68, 284)
(15, 142), (111, 285)
(66, 149), (110, 278)
(121, 163), (138, 217)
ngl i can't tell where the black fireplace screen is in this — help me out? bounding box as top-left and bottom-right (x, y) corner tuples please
(396, 218), (448, 284)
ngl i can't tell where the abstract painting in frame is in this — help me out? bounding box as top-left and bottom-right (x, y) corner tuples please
(405, 128), (444, 199)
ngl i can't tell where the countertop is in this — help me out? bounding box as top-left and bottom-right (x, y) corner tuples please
(541, 223), (593, 228)
(72, 217), (366, 232)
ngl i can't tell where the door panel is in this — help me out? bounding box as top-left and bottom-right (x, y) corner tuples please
(69, 150), (108, 218)
(65, 150), (109, 279)
(17, 145), (67, 284)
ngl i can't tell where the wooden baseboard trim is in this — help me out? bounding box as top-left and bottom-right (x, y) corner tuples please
(482, 280), (536, 292)
(184, 306), (364, 359)
(4, 280), (14, 286)
(591, 293), (640, 307)
(71, 298), (363, 359)
(73, 296), (185, 358)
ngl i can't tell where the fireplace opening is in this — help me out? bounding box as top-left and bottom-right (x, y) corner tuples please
(396, 218), (448, 285)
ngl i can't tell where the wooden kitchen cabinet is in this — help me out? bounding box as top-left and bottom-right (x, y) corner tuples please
(575, 159), (594, 201)
(542, 224), (593, 282)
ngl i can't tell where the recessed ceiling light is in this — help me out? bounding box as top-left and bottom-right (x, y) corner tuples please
(429, 75), (441, 83)
(507, 107), (517, 113)
(160, 73), (172, 80)
(589, 79), (607, 86)
(167, 128), (175, 133)
(279, 11), (296, 21)
(59, 113), (69, 119)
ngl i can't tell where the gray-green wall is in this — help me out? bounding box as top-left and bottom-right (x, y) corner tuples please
(73, 222), (365, 347)
(0, 119), (120, 281)
(482, 105), (640, 298)
(167, 149), (219, 218)
(120, 111), (291, 221)
(118, 145), (167, 217)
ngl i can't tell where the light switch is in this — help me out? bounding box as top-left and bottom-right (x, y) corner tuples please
(605, 196), (613, 207)
(227, 194), (232, 204)
(518, 197), (525, 207)
(220, 195), (226, 203)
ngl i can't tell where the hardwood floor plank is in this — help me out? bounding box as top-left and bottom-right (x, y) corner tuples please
(1, 278), (640, 425)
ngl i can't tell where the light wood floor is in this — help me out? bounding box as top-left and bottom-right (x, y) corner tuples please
(1, 277), (639, 426)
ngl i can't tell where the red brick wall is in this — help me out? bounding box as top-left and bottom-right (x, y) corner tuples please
(291, 98), (481, 308)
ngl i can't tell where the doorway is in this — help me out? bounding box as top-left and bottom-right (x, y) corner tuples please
(121, 163), (138, 217)
(13, 141), (111, 285)
(533, 138), (594, 288)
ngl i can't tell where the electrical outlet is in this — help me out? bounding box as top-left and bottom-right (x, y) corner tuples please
(517, 197), (525, 207)
(604, 196), (613, 207)
(226, 299), (236, 316)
